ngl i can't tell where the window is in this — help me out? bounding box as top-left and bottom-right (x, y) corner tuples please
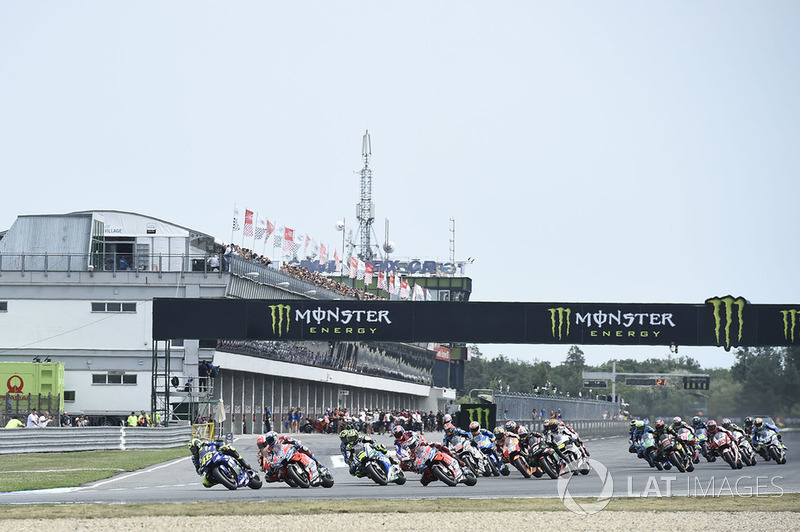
(0, 301), (7, 311)
(92, 373), (137, 385)
(91, 302), (137, 313)
(64, 390), (76, 402)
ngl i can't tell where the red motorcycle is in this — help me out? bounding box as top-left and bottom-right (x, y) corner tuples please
(501, 433), (533, 478)
(269, 443), (334, 488)
(411, 443), (477, 487)
(709, 431), (743, 470)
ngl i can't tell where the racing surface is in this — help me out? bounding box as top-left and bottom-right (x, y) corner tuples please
(1, 431), (797, 505)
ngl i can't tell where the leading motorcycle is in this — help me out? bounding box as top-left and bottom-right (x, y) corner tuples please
(348, 440), (406, 485)
(198, 449), (262, 490)
(270, 443), (334, 488)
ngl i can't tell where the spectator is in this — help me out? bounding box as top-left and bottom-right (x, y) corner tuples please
(127, 411), (138, 427)
(26, 409), (41, 428)
(138, 410), (151, 427)
(263, 406), (272, 432)
(207, 253), (220, 272)
(5, 416), (24, 428)
(60, 412), (72, 427)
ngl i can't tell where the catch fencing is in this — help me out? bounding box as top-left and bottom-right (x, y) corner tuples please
(0, 425), (191, 455)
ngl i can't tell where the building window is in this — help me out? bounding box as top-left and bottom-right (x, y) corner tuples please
(92, 373), (137, 385)
(64, 390), (76, 402)
(0, 301), (7, 312)
(91, 302), (137, 313)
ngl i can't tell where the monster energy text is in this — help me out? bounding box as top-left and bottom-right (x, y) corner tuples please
(295, 307), (392, 326)
(549, 307), (675, 340)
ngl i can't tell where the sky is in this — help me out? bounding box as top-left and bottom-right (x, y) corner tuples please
(1, 2), (798, 370)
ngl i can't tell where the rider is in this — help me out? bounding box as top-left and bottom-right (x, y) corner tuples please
(468, 421), (505, 475)
(189, 437), (253, 488)
(403, 433), (462, 486)
(721, 418), (747, 436)
(671, 416), (697, 461)
(442, 422), (471, 448)
(339, 427), (392, 477)
(705, 419), (736, 457)
(544, 418), (589, 456)
(257, 430), (327, 475)
(751, 417), (786, 449)
(691, 416), (708, 431)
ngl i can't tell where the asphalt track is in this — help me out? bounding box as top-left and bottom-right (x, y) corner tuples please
(1, 432), (797, 505)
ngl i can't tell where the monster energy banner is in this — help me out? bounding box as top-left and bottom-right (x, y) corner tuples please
(152, 295), (800, 351)
(457, 404), (497, 432)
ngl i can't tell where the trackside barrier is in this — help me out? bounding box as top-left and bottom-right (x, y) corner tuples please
(521, 419), (626, 439)
(0, 425), (191, 455)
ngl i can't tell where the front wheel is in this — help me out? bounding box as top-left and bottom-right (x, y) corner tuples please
(513, 456), (531, 478)
(366, 462), (388, 486)
(248, 474), (263, 490)
(669, 453), (685, 473)
(462, 455), (478, 477)
(321, 470), (335, 488)
(287, 463), (310, 488)
(431, 463), (457, 487)
(211, 464), (238, 490)
(769, 446), (782, 462)
(463, 470), (477, 486)
(394, 470), (407, 485)
(540, 455), (559, 479)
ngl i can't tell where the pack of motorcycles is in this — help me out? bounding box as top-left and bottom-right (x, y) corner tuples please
(629, 424), (788, 473)
(198, 427), (592, 490)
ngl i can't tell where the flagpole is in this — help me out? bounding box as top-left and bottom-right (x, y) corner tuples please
(252, 211), (258, 253)
(230, 203), (237, 245)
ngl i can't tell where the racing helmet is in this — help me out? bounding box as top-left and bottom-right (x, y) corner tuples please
(672, 416), (682, 425)
(443, 423), (456, 437)
(721, 418), (732, 429)
(339, 428), (358, 445)
(691, 416), (701, 426)
(654, 419), (665, 430)
(744, 416), (753, 428)
(706, 420), (718, 432)
(392, 424), (406, 439)
(443, 414), (452, 423)
(406, 434), (421, 451)
(517, 426), (528, 436)
(635, 420), (645, 429)
(493, 426), (506, 440)
(754, 417), (763, 429)
(630, 420), (637, 429)
(264, 431), (278, 446)
(188, 438), (202, 451)
(546, 419), (559, 431)
(256, 435), (267, 450)
(505, 420), (518, 433)
(469, 421), (481, 434)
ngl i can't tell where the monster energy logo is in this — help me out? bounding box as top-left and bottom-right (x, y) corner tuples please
(464, 406), (491, 428)
(268, 304), (291, 337)
(705, 296), (745, 351)
(549, 307), (571, 340)
(780, 309), (800, 343)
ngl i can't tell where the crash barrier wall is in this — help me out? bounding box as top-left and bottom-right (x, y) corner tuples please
(521, 419), (626, 439)
(0, 424), (192, 455)
(492, 392), (614, 422)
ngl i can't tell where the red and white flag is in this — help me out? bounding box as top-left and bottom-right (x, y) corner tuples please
(283, 227), (294, 252)
(388, 274), (395, 294)
(334, 250), (341, 272)
(377, 269), (387, 290)
(364, 263), (374, 286)
(356, 259), (366, 280)
(413, 283), (425, 301)
(243, 209), (254, 237)
(393, 274), (401, 295)
(319, 243), (328, 265)
(400, 278), (410, 299)
(349, 256), (358, 279)
(265, 220), (275, 242)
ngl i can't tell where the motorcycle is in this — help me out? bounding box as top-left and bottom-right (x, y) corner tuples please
(753, 428), (787, 465)
(448, 435), (493, 477)
(547, 432), (590, 475)
(631, 432), (658, 468)
(412, 443), (477, 487)
(348, 441), (406, 485)
(694, 427), (716, 462)
(270, 443), (334, 488)
(501, 432), (533, 478)
(731, 429), (758, 467)
(526, 433), (560, 479)
(676, 427), (699, 464)
(198, 449), (262, 490)
(709, 431), (743, 470)
(656, 433), (694, 473)
(472, 432), (505, 476)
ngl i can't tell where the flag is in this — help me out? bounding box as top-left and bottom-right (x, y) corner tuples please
(304, 236), (312, 257)
(243, 210), (254, 237)
(265, 220), (275, 242)
(413, 283), (425, 301)
(393, 274), (401, 295)
(283, 227), (294, 252)
(356, 259), (366, 280)
(387, 273), (394, 293)
(426, 287), (433, 301)
(364, 263), (374, 286)
(232, 205), (241, 232)
(334, 250), (341, 272)
(377, 269), (387, 290)
(349, 257), (358, 279)
(273, 226), (284, 249)
(254, 216), (266, 240)
(400, 278), (410, 299)
(319, 243), (327, 266)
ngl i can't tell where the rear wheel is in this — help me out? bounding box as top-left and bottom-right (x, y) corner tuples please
(366, 462), (388, 486)
(287, 463), (310, 488)
(431, 463), (457, 487)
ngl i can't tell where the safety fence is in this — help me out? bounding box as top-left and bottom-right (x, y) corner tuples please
(0, 424), (191, 455)
(522, 419), (626, 439)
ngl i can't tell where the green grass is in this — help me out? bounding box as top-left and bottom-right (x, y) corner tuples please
(0, 447), (188, 492)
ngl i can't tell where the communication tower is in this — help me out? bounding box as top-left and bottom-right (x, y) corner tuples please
(356, 130), (376, 260)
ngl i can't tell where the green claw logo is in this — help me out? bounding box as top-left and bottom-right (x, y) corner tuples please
(549, 307), (571, 340)
(705, 296), (745, 351)
(465, 407), (491, 428)
(268, 304), (291, 337)
(780, 309), (800, 343)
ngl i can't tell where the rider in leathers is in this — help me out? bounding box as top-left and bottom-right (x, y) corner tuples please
(257, 431), (327, 482)
(189, 438), (253, 488)
(339, 428), (393, 477)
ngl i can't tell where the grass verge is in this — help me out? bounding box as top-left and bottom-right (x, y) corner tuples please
(0, 448), (188, 492)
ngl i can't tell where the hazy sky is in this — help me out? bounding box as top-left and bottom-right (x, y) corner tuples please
(2, 2), (798, 369)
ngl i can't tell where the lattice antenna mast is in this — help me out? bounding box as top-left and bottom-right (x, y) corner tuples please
(356, 130), (376, 260)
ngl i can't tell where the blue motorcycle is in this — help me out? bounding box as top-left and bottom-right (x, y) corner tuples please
(472, 433), (506, 476)
(349, 441), (406, 485)
(198, 449), (262, 490)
